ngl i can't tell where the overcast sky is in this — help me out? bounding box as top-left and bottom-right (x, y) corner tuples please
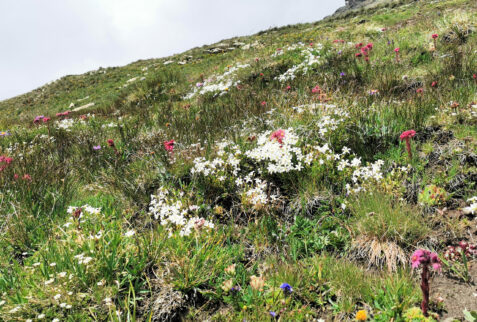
(0, 0), (343, 101)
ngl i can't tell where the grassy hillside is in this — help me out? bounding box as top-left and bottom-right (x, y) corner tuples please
(0, 0), (476, 320)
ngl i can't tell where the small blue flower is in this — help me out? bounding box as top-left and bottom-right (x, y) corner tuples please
(280, 283), (293, 294)
(340, 72), (346, 77)
(269, 311), (277, 318)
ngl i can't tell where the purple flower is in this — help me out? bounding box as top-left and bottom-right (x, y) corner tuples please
(269, 311), (277, 318)
(0, 131), (11, 137)
(93, 145), (101, 150)
(280, 283), (293, 294)
(340, 72), (346, 77)
(338, 50), (342, 55)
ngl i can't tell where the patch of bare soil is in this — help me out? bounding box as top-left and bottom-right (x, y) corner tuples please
(432, 261), (477, 320)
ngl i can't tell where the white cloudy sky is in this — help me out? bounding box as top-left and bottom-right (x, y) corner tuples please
(0, 0), (343, 100)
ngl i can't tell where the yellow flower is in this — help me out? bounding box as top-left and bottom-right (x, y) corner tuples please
(249, 275), (265, 291)
(356, 310), (367, 321)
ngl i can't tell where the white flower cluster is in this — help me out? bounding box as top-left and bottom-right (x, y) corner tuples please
(148, 187), (214, 237)
(55, 118), (86, 131)
(191, 140), (242, 177)
(184, 63), (250, 99)
(245, 128), (313, 174)
(274, 43), (323, 82)
(66, 204), (101, 220)
(463, 196), (477, 215)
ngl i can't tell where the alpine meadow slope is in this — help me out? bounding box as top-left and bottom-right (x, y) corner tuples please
(0, 0), (476, 320)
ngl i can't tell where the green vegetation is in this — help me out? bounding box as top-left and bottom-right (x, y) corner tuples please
(0, 0), (476, 320)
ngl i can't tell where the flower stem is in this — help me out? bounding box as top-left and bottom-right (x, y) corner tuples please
(420, 264), (429, 317)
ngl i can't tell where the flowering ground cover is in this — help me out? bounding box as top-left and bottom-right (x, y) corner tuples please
(0, 0), (476, 320)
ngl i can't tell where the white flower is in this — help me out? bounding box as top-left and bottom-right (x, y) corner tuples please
(38, 314), (45, 319)
(53, 294), (61, 300)
(124, 230), (135, 237)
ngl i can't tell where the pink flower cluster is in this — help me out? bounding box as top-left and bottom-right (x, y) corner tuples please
(355, 43), (373, 61)
(311, 85), (321, 94)
(0, 156), (13, 172)
(411, 249), (441, 271)
(164, 140), (175, 152)
(56, 111), (70, 117)
(270, 129), (285, 144)
(444, 241), (477, 261)
(33, 115), (51, 124)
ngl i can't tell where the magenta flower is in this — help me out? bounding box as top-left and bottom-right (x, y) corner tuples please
(411, 249), (441, 317)
(93, 145), (101, 150)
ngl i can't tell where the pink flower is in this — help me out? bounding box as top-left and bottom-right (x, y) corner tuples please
(107, 139), (115, 147)
(33, 115), (44, 124)
(43, 117), (51, 123)
(366, 43), (373, 49)
(400, 130), (416, 140)
(270, 129), (285, 144)
(164, 140), (175, 152)
(411, 249), (425, 268)
(432, 34), (438, 39)
(400, 130), (416, 160)
(394, 48), (400, 53)
(261, 101), (267, 106)
(411, 249), (441, 271)
(311, 85), (321, 94)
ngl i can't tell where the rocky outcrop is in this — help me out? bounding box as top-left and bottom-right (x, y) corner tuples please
(331, 0), (391, 17)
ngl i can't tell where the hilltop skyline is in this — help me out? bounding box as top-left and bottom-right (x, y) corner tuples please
(0, 0), (342, 100)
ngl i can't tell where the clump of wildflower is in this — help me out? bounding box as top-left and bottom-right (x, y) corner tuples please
(411, 249), (441, 317)
(280, 283), (293, 295)
(249, 275), (265, 291)
(311, 85), (321, 94)
(221, 279), (234, 292)
(56, 111), (70, 118)
(225, 264), (236, 275)
(463, 196), (477, 215)
(444, 241), (477, 261)
(33, 115), (44, 124)
(399, 130), (416, 160)
(431, 33), (438, 49)
(164, 139), (175, 152)
(356, 310), (367, 321)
